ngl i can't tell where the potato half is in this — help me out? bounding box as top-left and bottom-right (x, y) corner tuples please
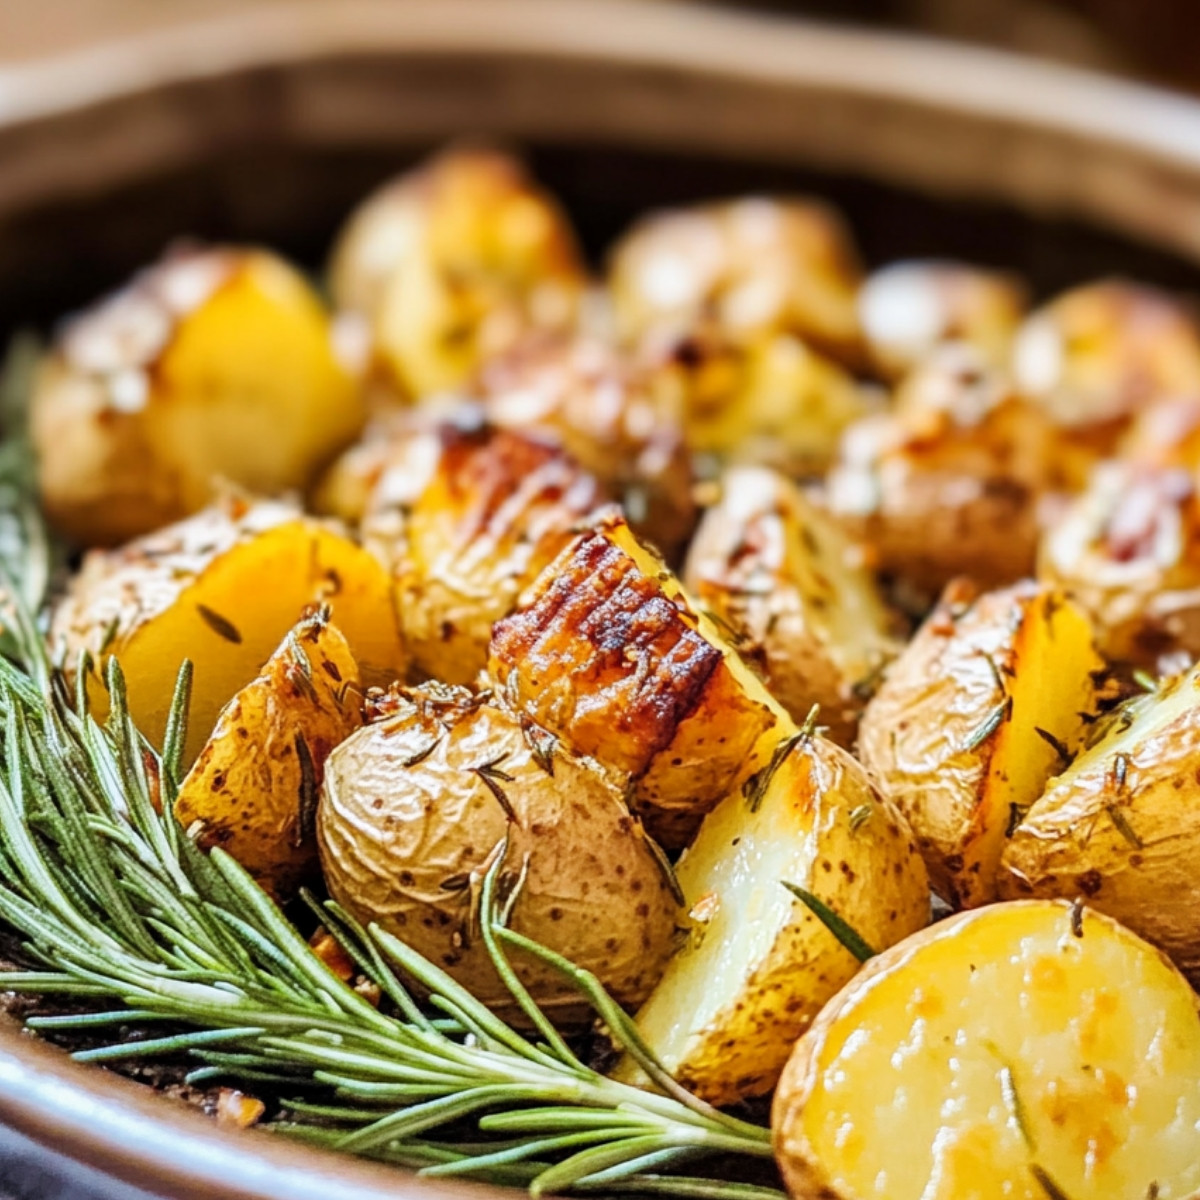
(613, 730), (928, 1105)
(684, 464), (901, 744)
(858, 580), (1103, 908)
(329, 147), (585, 398)
(773, 900), (1200, 1200)
(33, 246), (363, 546)
(317, 683), (678, 1019)
(50, 498), (403, 766)
(1000, 663), (1200, 983)
(174, 609), (363, 899)
(365, 422), (605, 685)
(490, 510), (786, 846)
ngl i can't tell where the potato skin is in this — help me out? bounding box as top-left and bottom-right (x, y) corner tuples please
(33, 247), (363, 546)
(174, 610), (363, 899)
(684, 464), (901, 744)
(367, 422), (605, 685)
(316, 684), (678, 1019)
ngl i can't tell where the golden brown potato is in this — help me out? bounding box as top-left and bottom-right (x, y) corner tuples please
(684, 464), (901, 744)
(608, 197), (863, 362)
(33, 246), (363, 546)
(773, 900), (1200, 1200)
(613, 729), (928, 1105)
(328, 147), (585, 399)
(174, 609), (363, 899)
(1039, 461), (1200, 665)
(858, 260), (1026, 380)
(999, 663), (1200, 983)
(365, 422), (605, 685)
(317, 683), (678, 1020)
(858, 579), (1103, 908)
(1013, 280), (1200, 436)
(50, 497), (404, 767)
(473, 334), (695, 557)
(490, 510), (786, 846)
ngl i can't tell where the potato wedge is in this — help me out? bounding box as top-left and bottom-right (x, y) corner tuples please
(174, 609), (363, 899)
(684, 464), (901, 744)
(999, 663), (1200, 983)
(608, 197), (863, 363)
(32, 246), (363, 546)
(317, 683), (678, 1020)
(366, 422), (605, 685)
(1039, 461), (1200, 665)
(50, 497), (403, 767)
(858, 580), (1103, 908)
(490, 510), (787, 846)
(858, 260), (1026, 381)
(613, 729), (928, 1105)
(773, 900), (1200, 1200)
(329, 148), (585, 399)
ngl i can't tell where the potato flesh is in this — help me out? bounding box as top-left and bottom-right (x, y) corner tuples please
(779, 902), (1200, 1200)
(615, 734), (927, 1105)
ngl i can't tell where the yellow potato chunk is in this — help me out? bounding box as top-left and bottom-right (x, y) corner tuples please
(613, 729), (928, 1105)
(329, 148), (585, 398)
(50, 498), (404, 767)
(773, 901), (1200, 1200)
(1000, 663), (1200, 984)
(317, 683), (678, 1022)
(32, 247), (363, 546)
(685, 465), (901, 745)
(858, 580), (1103, 908)
(174, 610), (363, 899)
(490, 510), (786, 846)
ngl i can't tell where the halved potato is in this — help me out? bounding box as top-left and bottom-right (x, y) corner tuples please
(174, 608), (363, 899)
(317, 683), (678, 1021)
(684, 464), (901, 744)
(858, 580), (1103, 908)
(613, 729), (928, 1105)
(366, 422), (605, 685)
(328, 147), (585, 399)
(773, 900), (1200, 1200)
(50, 497), (404, 766)
(999, 663), (1200, 983)
(608, 197), (863, 362)
(858, 260), (1026, 381)
(33, 246), (363, 546)
(1038, 461), (1200, 665)
(489, 509), (787, 846)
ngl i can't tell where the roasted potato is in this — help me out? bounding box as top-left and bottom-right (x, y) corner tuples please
(328, 148), (585, 399)
(490, 509), (787, 846)
(33, 246), (363, 546)
(858, 260), (1026, 381)
(174, 608), (363, 899)
(613, 728), (928, 1105)
(50, 497), (404, 767)
(1039, 461), (1200, 665)
(317, 683), (678, 1020)
(608, 197), (863, 362)
(1013, 280), (1200, 435)
(684, 464), (901, 744)
(474, 334), (695, 556)
(999, 663), (1200, 983)
(365, 422), (605, 685)
(858, 579), (1103, 908)
(773, 900), (1200, 1200)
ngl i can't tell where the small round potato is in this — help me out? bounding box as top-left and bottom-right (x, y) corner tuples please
(329, 148), (586, 399)
(32, 246), (363, 547)
(317, 684), (679, 1020)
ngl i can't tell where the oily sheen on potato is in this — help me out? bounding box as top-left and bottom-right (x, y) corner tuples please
(614, 728), (928, 1105)
(773, 900), (1200, 1200)
(858, 579), (1102, 908)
